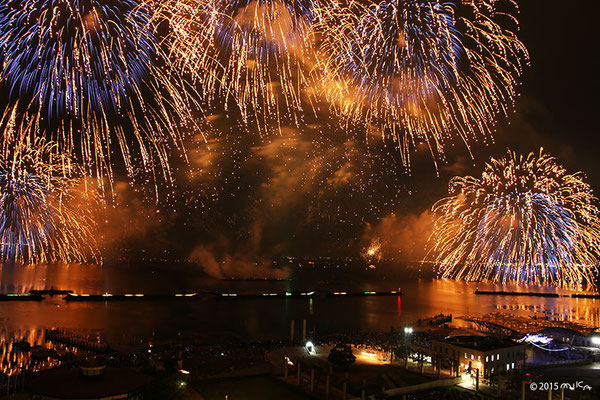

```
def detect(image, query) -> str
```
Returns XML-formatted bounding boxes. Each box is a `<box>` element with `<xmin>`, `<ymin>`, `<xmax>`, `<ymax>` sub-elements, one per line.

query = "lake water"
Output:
<box><xmin>2</xmin><ymin>262</ymin><xmax>599</xmax><ymax>347</ymax></box>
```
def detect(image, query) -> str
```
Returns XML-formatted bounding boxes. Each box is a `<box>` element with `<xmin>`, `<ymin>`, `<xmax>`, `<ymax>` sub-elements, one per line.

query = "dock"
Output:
<box><xmin>460</xmin><ymin>312</ymin><xmax>597</xmax><ymax>336</ymax></box>
<box><xmin>45</xmin><ymin>329</ymin><xmax>110</xmax><ymax>352</ymax></box>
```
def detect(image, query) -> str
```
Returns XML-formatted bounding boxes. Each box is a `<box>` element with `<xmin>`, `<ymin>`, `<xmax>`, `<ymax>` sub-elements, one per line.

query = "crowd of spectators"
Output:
<box><xmin>108</xmin><ymin>339</ymin><xmax>289</xmax><ymax>377</ymax></box>
<box><xmin>318</xmin><ymin>331</ymin><xmax>395</xmax><ymax>352</ymax></box>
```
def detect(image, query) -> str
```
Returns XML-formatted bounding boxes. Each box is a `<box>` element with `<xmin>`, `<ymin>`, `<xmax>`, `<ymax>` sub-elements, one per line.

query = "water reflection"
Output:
<box><xmin>1</xmin><ymin>263</ymin><xmax>599</xmax><ymax>370</ymax></box>
<box><xmin>0</xmin><ymin>328</ymin><xmax>85</xmax><ymax>376</ymax></box>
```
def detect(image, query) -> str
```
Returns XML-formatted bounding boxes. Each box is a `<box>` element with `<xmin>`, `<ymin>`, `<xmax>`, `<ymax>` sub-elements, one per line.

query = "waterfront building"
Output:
<box><xmin>534</xmin><ymin>327</ymin><xmax>600</xmax><ymax>348</ymax></box>
<box><xmin>431</xmin><ymin>335</ymin><xmax>526</xmax><ymax>379</ymax></box>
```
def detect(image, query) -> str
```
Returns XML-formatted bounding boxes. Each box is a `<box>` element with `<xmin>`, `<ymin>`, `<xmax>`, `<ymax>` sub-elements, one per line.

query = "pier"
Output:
<box><xmin>45</xmin><ymin>329</ymin><xmax>110</xmax><ymax>353</ymax></box>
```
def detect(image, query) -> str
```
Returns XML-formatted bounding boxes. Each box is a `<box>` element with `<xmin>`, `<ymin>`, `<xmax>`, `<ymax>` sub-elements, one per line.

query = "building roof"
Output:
<box><xmin>425</xmin><ymin>326</ymin><xmax>486</xmax><ymax>339</ymax></box>
<box><xmin>31</xmin><ymin>367</ymin><xmax>149</xmax><ymax>399</ymax></box>
<box><xmin>535</xmin><ymin>326</ymin><xmax>586</xmax><ymax>337</ymax></box>
<box><xmin>435</xmin><ymin>335</ymin><xmax>523</xmax><ymax>352</ymax></box>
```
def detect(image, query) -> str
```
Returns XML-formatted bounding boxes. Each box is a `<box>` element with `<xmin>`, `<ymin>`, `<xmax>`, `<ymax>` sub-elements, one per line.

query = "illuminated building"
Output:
<box><xmin>432</xmin><ymin>336</ymin><xmax>526</xmax><ymax>379</ymax></box>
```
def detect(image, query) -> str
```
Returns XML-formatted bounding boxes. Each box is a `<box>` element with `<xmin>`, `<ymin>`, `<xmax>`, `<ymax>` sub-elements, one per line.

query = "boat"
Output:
<box><xmin>474</xmin><ymin>290</ymin><xmax>559</xmax><ymax>298</ymax></box>
<box><xmin>571</xmin><ymin>293</ymin><xmax>600</xmax><ymax>299</ymax></box>
<box><xmin>327</xmin><ymin>290</ymin><xmax>402</xmax><ymax>297</ymax></box>
<box><xmin>30</xmin><ymin>287</ymin><xmax>73</xmax><ymax>296</ymax></box>
<box><xmin>63</xmin><ymin>293</ymin><xmax>201</xmax><ymax>301</ymax></box>
<box><xmin>0</xmin><ymin>293</ymin><xmax>44</xmax><ymax>301</ymax></box>
<box><xmin>216</xmin><ymin>291</ymin><xmax>316</xmax><ymax>299</ymax></box>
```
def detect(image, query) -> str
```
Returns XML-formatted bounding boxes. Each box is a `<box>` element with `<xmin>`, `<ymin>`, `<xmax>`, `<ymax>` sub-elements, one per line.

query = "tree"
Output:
<box><xmin>328</xmin><ymin>345</ymin><xmax>356</xmax><ymax>368</ymax></box>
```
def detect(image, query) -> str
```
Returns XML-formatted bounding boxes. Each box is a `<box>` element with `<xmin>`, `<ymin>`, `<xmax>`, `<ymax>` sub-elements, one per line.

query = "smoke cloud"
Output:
<box><xmin>362</xmin><ymin>210</ymin><xmax>434</xmax><ymax>262</ymax></box>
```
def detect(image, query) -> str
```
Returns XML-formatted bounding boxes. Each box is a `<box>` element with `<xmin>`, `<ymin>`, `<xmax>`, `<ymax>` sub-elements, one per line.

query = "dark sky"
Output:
<box><xmin>97</xmin><ymin>0</ymin><xmax>600</xmax><ymax>266</ymax></box>
<box><xmin>495</xmin><ymin>0</ymin><xmax>600</xmax><ymax>180</ymax></box>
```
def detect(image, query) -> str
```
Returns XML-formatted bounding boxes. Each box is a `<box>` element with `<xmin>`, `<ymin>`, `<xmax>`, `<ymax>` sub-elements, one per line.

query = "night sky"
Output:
<box><xmin>87</xmin><ymin>0</ymin><xmax>600</xmax><ymax>270</ymax></box>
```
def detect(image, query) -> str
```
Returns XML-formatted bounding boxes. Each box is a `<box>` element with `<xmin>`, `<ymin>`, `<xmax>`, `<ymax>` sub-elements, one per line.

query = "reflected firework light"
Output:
<box><xmin>0</xmin><ymin>106</ymin><xmax>100</xmax><ymax>264</ymax></box>
<box><xmin>0</xmin><ymin>0</ymin><xmax>198</xmax><ymax>187</ymax></box>
<box><xmin>315</xmin><ymin>0</ymin><xmax>529</xmax><ymax>168</ymax></box>
<box><xmin>428</xmin><ymin>149</ymin><xmax>600</xmax><ymax>289</ymax></box>
<box><xmin>157</xmin><ymin>0</ymin><xmax>318</xmax><ymax>132</ymax></box>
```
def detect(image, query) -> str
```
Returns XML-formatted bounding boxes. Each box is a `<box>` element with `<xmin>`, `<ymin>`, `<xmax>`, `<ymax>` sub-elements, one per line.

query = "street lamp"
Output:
<box><xmin>403</xmin><ymin>327</ymin><xmax>413</xmax><ymax>368</ymax></box>
<box><xmin>305</xmin><ymin>341</ymin><xmax>315</xmax><ymax>354</ymax></box>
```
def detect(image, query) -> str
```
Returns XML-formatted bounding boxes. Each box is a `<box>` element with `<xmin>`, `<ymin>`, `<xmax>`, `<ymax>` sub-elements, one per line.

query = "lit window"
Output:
<box><xmin>464</xmin><ymin>353</ymin><xmax>467</xmax><ymax>359</ymax></box>
<box><xmin>471</xmin><ymin>354</ymin><xmax>474</xmax><ymax>360</ymax></box>
<box><xmin>512</xmin><ymin>362</ymin><xmax>515</xmax><ymax>369</ymax></box>
<box><xmin>485</xmin><ymin>356</ymin><xmax>488</xmax><ymax>362</ymax></box>
<box><xmin>497</xmin><ymin>353</ymin><xmax>500</xmax><ymax>360</ymax></box>
<box><xmin>491</xmin><ymin>355</ymin><xmax>494</xmax><ymax>361</ymax></box>
<box><xmin>506</xmin><ymin>363</ymin><xmax>510</xmax><ymax>370</ymax></box>
<box><xmin>478</xmin><ymin>355</ymin><xmax>481</xmax><ymax>361</ymax></box>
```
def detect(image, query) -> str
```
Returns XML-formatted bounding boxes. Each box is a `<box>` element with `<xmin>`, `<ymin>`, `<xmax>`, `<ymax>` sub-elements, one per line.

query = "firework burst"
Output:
<box><xmin>157</xmin><ymin>0</ymin><xmax>317</xmax><ymax>131</ymax></box>
<box><xmin>0</xmin><ymin>107</ymin><xmax>99</xmax><ymax>264</ymax></box>
<box><xmin>315</xmin><ymin>0</ymin><xmax>528</xmax><ymax>167</ymax></box>
<box><xmin>428</xmin><ymin>150</ymin><xmax>600</xmax><ymax>289</ymax></box>
<box><xmin>0</xmin><ymin>0</ymin><xmax>196</xmax><ymax>185</ymax></box>
<box><xmin>362</xmin><ymin>236</ymin><xmax>383</xmax><ymax>262</ymax></box>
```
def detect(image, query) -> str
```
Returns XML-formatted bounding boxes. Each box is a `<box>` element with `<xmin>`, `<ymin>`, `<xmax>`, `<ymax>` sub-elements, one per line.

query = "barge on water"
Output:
<box><xmin>63</xmin><ymin>293</ymin><xmax>201</xmax><ymax>301</ymax></box>
<box><xmin>327</xmin><ymin>290</ymin><xmax>402</xmax><ymax>297</ymax></box>
<box><xmin>474</xmin><ymin>290</ymin><xmax>559</xmax><ymax>298</ymax></box>
<box><xmin>217</xmin><ymin>291</ymin><xmax>315</xmax><ymax>299</ymax></box>
<box><xmin>571</xmin><ymin>293</ymin><xmax>600</xmax><ymax>299</ymax></box>
<box><xmin>0</xmin><ymin>293</ymin><xmax>44</xmax><ymax>301</ymax></box>
<box><xmin>30</xmin><ymin>287</ymin><xmax>73</xmax><ymax>296</ymax></box>
<box><xmin>220</xmin><ymin>278</ymin><xmax>290</xmax><ymax>282</ymax></box>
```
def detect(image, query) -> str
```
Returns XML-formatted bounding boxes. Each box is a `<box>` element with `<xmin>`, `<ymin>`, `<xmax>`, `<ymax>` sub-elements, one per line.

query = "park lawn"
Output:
<box><xmin>193</xmin><ymin>375</ymin><xmax>311</xmax><ymax>400</ymax></box>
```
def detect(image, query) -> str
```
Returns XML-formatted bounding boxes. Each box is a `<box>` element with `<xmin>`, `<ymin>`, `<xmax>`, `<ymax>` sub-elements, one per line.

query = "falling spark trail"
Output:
<box><xmin>428</xmin><ymin>150</ymin><xmax>600</xmax><ymax>289</ymax></box>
